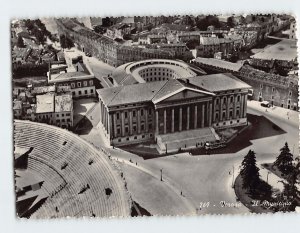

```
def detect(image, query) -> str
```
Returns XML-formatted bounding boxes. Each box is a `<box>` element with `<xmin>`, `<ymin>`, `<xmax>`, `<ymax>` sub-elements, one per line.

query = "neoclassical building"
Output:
<box><xmin>97</xmin><ymin>66</ymin><xmax>251</xmax><ymax>152</ymax></box>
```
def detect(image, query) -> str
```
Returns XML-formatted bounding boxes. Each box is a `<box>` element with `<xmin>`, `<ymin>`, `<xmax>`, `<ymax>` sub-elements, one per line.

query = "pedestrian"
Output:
<box><xmin>180</xmin><ymin>191</ymin><xmax>182</xmax><ymax>196</ymax></box>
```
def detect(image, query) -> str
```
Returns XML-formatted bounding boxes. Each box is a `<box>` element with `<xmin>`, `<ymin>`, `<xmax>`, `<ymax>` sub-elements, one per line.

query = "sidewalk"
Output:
<box><xmin>247</xmin><ymin>100</ymin><xmax>299</xmax><ymax>126</ymax></box>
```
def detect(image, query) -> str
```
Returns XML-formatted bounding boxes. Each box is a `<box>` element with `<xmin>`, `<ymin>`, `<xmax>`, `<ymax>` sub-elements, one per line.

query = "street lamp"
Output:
<box><xmin>160</xmin><ymin>168</ymin><xmax>163</xmax><ymax>181</ymax></box>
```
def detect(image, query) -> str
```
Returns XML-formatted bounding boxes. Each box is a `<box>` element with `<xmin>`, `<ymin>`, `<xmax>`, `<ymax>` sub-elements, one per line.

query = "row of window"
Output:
<box><xmin>72</xmin><ymin>88</ymin><xmax>94</xmax><ymax>96</ymax></box>
<box><xmin>215</xmin><ymin>95</ymin><xmax>241</xmax><ymax>105</ymax></box>
<box><xmin>116</xmin><ymin>108</ymin><xmax>152</xmax><ymax>120</ymax></box>
<box><xmin>117</xmin><ymin>133</ymin><xmax>154</xmax><ymax>143</ymax></box>
<box><xmin>116</xmin><ymin>123</ymin><xmax>153</xmax><ymax>136</ymax></box>
<box><xmin>215</xmin><ymin>109</ymin><xmax>241</xmax><ymax>121</ymax></box>
<box><xmin>70</xmin><ymin>80</ymin><xmax>93</xmax><ymax>89</ymax></box>
<box><xmin>215</xmin><ymin>119</ymin><xmax>240</xmax><ymax>127</ymax></box>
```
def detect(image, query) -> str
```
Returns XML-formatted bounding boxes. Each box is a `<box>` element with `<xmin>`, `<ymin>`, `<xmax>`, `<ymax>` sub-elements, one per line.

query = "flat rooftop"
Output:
<box><xmin>55</xmin><ymin>94</ymin><xmax>73</xmax><ymax>112</ymax></box>
<box><xmin>251</xmin><ymin>39</ymin><xmax>297</xmax><ymax>61</ymax></box>
<box><xmin>36</xmin><ymin>93</ymin><xmax>55</xmax><ymax>114</ymax></box>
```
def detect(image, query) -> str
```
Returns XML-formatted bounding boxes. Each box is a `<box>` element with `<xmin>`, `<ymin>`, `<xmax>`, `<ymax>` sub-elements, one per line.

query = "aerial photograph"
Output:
<box><xmin>11</xmin><ymin>14</ymin><xmax>299</xmax><ymax>218</ymax></box>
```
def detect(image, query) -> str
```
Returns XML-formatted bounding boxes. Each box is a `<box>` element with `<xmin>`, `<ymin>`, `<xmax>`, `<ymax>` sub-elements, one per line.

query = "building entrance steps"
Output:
<box><xmin>156</xmin><ymin>127</ymin><xmax>220</xmax><ymax>154</ymax></box>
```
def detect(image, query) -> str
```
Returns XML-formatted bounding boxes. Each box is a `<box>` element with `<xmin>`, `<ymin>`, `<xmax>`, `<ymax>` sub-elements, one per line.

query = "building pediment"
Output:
<box><xmin>153</xmin><ymin>87</ymin><xmax>214</xmax><ymax>105</ymax></box>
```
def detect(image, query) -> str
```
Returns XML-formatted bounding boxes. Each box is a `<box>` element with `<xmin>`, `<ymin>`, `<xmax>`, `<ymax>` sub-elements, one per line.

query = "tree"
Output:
<box><xmin>274</xmin><ymin>142</ymin><xmax>294</xmax><ymax>175</ymax></box>
<box><xmin>240</xmin><ymin>150</ymin><xmax>260</xmax><ymax>194</ymax></box>
<box><xmin>227</xmin><ymin>17</ymin><xmax>235</xmax><ymax>28</ymax></box>
<box><xmin>196</xmin><ymin>15</ymin><xmax>221</xmax><ymax>31</ymax></box>
<box><xmin>17</xmin><ymin>35</ymin><xmax>25</xmax><ymax>48</ymax></box>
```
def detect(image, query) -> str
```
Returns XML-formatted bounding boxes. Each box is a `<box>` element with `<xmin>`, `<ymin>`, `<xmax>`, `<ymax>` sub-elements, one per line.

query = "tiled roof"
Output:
<box><xmin>194</xmin><ymin>57</ymin><xmax>243</xmax><ymax>72</ymax></box>
<box><xmin>188</xmin><ymin>73</ymin><xmax>251</xmax><ymax>92</ymax></box>
<box><xmin>99</xmin><ymin>73</ymin><xmax>251</xmax><ymax>106</ymax></box>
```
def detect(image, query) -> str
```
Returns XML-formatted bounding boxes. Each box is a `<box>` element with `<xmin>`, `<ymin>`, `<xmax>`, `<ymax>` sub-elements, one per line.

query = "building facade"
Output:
<box><xmin>47</xmin><ymin>58</ymin><xmax>96</xmax><ymax>98</ymax></box>
<box><xmin>192</xmin><ymin>58</ymin><xmax>299</xmax><ymax>111</ymax></box>
<box><xmin>97</xmin><ymin>73</ymin><xmax>250</xmax><ymax>151</ymax></box>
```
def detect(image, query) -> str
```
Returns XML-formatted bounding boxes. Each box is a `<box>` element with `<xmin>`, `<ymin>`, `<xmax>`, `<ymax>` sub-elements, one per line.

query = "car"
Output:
<box><xmin>261</xmin><ymin>101</ymin><xmax>271</xmax><ymax>108</ymax></box>
<box><xmin>85</xmin><ymin>52</ymin><xmax>92</xmax><ymax>57</ymax></box>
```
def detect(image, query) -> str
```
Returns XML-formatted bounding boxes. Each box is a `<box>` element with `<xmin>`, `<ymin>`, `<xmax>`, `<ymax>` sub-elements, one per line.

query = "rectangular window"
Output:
<box><xmin>79</xmin><ymin>91</ymin><xmax>82</xmax><ymax>95</ymax></box>
<box><xmin>89</xmin><ymin>80</ymin><xmax>93</xmax><ymax>86</ymax></box>
<box><xmin>57</xmin><ymin>114</ymin><xmax>59</xmax><ymax>117</ymax></box>
<box><xmin>72</xmin><ymin>91</ymin><xmax>75</xmax><ymax>95</ymax></box>
<box><xmin>141</xmin><ymin>124</ymin><xmax>145</xmax><ymax>131</ymax></box>
<box><xmin>133</xmin><ymin>125</ymin><xmax>137</xmax><ymax>132</ymax></box>
<box><xmin>85</xmin><ymin>90</ymin><xmax>88</xmax><ymax>94</ymax></box>
<box><xmin>71</xmin><ymin>83</ymin><xmax>75</xmax><ymax>88</ymax></box>
<box><xmin>141</xmin><ymin>109</ymin><xmax>144</xmax><ymax>116</ymax></box>
<box><xmin>66</xmin><ymin>113</ymin><xmax>70</xmax><ymax>116</ymax></box>
<box><xmin>125</xmin><ymin>127</ymin><xmax>129</xmax><ymax>133</ymax></box>
<box><xmin>272</xmin><ymin>87</ymin><xmax>275</xmax><ymax>92</ymax></box>
<box><xmin>116</xmin><ymin>113</ymin><xmax>120</xmax><ymax>120</ymax></box>
<box><xmin>77</xmin><ymin>82</ymin><xmax>81</xmax><ymax>87</ymax></box>
<box><xmin>148</xmin><ymin>124</ymin><xmax>152</xmax><ymax>130</ymax></box>
<box><xmin>83</xmin><ymin>81</ymin><xmax>88</xmax><ymax>87</ymax></box>
<box><xmin>117</xmin><ymin>128</ymin><xmax>121</xmax><ymax>134</ymax></box>
<box><xmin>90</xmin><ymin>89</ymin><xmax>94</xmax><ymax>93</ymax></box>
<box><xmin>133</xmin><ymin>111</ymin><xmax>136</xmax><ymax>117</ymax></box>
<box><xmin>125</xmin><ymin>112</ymin><xmax>128</xmax><ymax>118</ymax></box>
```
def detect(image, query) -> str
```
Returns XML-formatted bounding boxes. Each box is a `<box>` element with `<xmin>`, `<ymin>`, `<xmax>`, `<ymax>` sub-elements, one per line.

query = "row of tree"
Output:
<box><xmin>240</xmin><ymin>143</ymin><xmax>299</xmax><ymax>212</ymax></box>
<box><xmin>59</xmin><ymin>34</ymin><xmax>74</xmax><ymax>49</ymax></box>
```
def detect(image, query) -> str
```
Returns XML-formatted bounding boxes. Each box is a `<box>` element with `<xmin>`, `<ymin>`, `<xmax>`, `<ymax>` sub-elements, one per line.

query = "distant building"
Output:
<box><xmin>47</xmin><ymin>57</ymin><xmax>96</xmax><ymax>98</ymax></box>
<box><xmin>196</xmin><ymin>36</ymin><xmax>242</xmax><ymax>58</ymax></box>
<box><xmin>35</xmin><ymin>93</ymin><xmax>73</xmax><ymax>128</ymax></box>
<box><xmin>289</xmin><ymin>20</ymin><xmax>296</xmax><ymax>40</ymax></box>
<box><xmin>106</xmin><ymin>23</ymin><xmax>133</xmax><ymax>39</ymax></box>
<box><xmin>192</xmin><ymin>57</ymin><xmax>299</xmax><ymax>111</ymax></box>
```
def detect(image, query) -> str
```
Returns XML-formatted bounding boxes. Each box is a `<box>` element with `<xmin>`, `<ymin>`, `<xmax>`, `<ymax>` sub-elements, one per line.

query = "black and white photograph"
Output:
<box><xmin>10</xmin><ymin>13</ymin><xmax>299</xmax><ymax>219</ymax></box>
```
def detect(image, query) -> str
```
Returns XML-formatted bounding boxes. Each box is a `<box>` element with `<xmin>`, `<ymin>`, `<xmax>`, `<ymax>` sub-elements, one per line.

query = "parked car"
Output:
<box><xmin>261</xmin><ymin>101</ymin><xmax>271</xmax><ymax>108</ymax></box>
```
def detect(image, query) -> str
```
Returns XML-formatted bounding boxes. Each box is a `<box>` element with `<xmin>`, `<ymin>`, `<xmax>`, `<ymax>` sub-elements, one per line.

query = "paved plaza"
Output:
<box><xmin>77</xmin><ymin>100</ymin><xmax>299</xmax><ymax>215</ymax></box>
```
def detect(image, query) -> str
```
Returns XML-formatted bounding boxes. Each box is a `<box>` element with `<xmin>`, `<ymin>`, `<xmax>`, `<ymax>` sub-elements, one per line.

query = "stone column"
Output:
<box><xmin>121</xmin><ymin>111</ymin><xmax>125</xmax><ymax>136</ymax></box>
<box><xmin>137</xmin><ymin>109</ymin><xmax>141</xmax><ymax>134</ymax></box>
<box><xmin>227</xmin><ymin>96</ymin><xmax>231</xmax><ymax>120</ymax></box>
<box><xmin>240</xmin><ymin>94</ymin><xmax>244</xmax><ymax>118</ymax></box>
<box><xmin>219</xmin><ymin>98</ymin><xmax>223</xmax><ymax>121</ymax></box>
<box><xmin>109</xmin><ymin>113</ymin><xmax>113</xmax><ymax>137</ymax></box>
<box><xmin>233</xmin><ymin>94</ymin><xmax>237</xmax><ymax>118</ymax></box>
<box><xmin>194</xmin><ymin>105</ymin><xmax>198</xmax><ymax>129</ymax></box>
<box><xmin>163</xmin><ymin>109</ymin><xmax>167</xmax><ymax>134</ymax></box>
<box><xmin>145</xmin><ymin>108</ymin><xmax>148</xmax><ymax>132</ymax></box>
<box><xmin>186</xmin><ymin>106</ymin><xmax>190</xmax><ymax>130</ymax></box>
<box><xmin>179</xmin><ymin>107</ymin><xmax>182</xmax><ymax>131</ymax></box>
<box><xmin>113</xmin><ymin>113</ymin><xmax>117</xmax><ymax>137</ymax></box>
<box><xmin>171</xmin><ymin>108</ymin><xmax>174</xmax><ymax>133</ymax></box>
<box><xmin>129</xmin><ymin>110</ymin><xmax>133</xmax><ymax>135</ymax></box>
<box><xmin>155</xmin><ymin>109</ymin><xmax>159</xmax><ymax>135</ymax></box>
<box><xmin>201</xmin><ymin>104</ymin><xmax>205</xmax><ymax>128</ymax></box>
<box><xmin>243</xmin><ymin>94</ymin><xmax>247</xmax><ymax>118</ymax></box>
<box><xmin>209</xmin><ymin>101</ymin><xmax>212</xmax><ymax>126</ymax></box>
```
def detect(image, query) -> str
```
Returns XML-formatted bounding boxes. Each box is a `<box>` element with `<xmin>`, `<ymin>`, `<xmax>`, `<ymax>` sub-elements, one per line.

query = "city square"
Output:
<box><xmin>11</xmin><ymin>14</ymin><xmax>299</xmax><ymax>218</ymax></box>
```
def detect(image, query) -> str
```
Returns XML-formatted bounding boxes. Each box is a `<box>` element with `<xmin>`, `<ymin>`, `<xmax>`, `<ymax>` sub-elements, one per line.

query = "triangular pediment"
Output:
<box><xmin>153</xmin><ymin>87</ymin><xmax>214</xmax><ymax>104</ymax></box>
